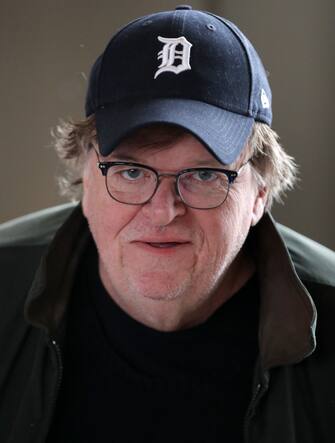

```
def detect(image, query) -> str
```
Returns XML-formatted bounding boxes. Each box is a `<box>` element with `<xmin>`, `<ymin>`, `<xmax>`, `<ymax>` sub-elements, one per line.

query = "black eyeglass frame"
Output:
<box><xmin>97</xmin><ymin>161</ymin><xmax>244</xmax><ymax>210</ymax></box>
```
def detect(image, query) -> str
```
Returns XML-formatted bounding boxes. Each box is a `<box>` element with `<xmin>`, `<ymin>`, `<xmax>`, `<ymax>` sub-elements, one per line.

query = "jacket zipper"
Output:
<box><xmin>29</xmin><ymin>338</ymin><xmax>63</xmax><ymax>443</ymax></box>
<box><xmin>244</xmin><ymin>382</ymin><xmax>261</xmax><ymax>443</ymax></box>
<box><xmin>49</xmin><ymin>339</ymin><xmax>63</xmax><ymax>425</ymax></box>
<box><xmin>243</xmin><ymin>369</ymin><xmax>269</xmax><ymax>443</ymax></box>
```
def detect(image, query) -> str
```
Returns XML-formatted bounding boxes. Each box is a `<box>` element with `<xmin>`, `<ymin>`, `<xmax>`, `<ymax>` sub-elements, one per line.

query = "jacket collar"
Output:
<box><xmin>25</xmin><ymin>205</ymin><xmax>89</xmax><ymax>341</ymax></box>
<box><xmin>252</xmin><ymin>212</ymin><xmax>316</xmax><ymax>369</ymax></box>
<box><xmin>25</xmin><ymin>205</ymin><xmax>316</xmax><ymax>369</ymax></box>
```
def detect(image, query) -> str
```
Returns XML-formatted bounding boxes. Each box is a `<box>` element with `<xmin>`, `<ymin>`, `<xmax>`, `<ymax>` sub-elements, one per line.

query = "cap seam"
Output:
<box><xmin>97</xmin><ymin>13</ymin><xmax>158</xmax><ymax>106</ymax></box>
<box><xmin>205</xmin><ymin>12</ymin><xmax>254</xmax><ymax>118</ymax></box>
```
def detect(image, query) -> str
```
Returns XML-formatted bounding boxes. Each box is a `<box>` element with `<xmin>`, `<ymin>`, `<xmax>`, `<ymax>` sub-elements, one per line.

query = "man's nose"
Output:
<box><xmin>140</xmin><ymin>177</ymin><xmax>186</xmax><ymax>226</ymax></box>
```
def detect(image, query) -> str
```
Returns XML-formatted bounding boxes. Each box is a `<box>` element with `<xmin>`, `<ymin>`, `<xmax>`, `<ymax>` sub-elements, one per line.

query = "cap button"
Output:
<box><xmin>175</xmin><ymin>5</ymin><xmax>192</xmax><ymax>10</ymax></box>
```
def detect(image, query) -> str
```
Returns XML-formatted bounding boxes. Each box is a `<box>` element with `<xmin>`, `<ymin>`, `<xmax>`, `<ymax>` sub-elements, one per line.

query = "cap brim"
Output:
<box><xmin>95</xmin><ymin>98</ymin><xmax>254</xmax><ymax>165</ymax></box>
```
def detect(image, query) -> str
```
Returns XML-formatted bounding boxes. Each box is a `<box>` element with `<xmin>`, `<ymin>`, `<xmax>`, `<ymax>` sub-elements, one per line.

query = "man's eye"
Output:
<box><xmin>120</xmin><ymin>168</ymin><xmax>143</xmax><ymax>180</ymax></box>
<box><xmin>192</xmin><ymin>170</ymin><xmax>217</xmax><ymax>182</ymax></box>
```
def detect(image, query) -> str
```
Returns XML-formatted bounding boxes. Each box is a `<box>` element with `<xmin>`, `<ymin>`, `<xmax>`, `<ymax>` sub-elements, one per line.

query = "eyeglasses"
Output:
<box><xmin>97</xmin><ymin>160</ymin><xmax>249</xmax><ymax>210</ymax></box>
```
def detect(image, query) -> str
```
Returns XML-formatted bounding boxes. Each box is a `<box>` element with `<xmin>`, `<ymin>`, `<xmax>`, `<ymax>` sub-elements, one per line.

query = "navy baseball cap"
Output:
<box><xmin>85</xmin><ymin>5</ymin><xmax>272</xmax><ymax>164</ymax></box>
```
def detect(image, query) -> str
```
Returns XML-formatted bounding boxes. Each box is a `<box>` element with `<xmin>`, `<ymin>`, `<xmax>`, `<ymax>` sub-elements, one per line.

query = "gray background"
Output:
<box><xmin>1</xmin><ymin>0</ymin><xmax>334</xmax><ymax>249</ymax></box>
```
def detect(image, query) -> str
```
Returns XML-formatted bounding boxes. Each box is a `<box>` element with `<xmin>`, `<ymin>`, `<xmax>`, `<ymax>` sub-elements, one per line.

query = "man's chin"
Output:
<box><xmin>128</xmin><ymin>272</ymin><xmax>190</xmax><ymax>302</ymax></box>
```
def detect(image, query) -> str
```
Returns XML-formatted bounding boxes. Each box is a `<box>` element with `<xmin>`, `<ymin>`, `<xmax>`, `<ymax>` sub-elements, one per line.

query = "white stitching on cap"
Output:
<box><xmin>154</xmin><ymin>36</ymin><xmax>192</xmax><ymax>79</ymax></box>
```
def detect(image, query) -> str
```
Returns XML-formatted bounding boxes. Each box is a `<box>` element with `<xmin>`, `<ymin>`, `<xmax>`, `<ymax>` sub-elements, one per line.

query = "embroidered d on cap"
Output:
<box><xmin>154</xmin><ymin>36</ymin><xmax>192</xmax><ymax>79</ymax></box>
<box><xmin>85</xmin><ymin>5</ymin><xmax>272</xmax><ymax>165</ymax></box>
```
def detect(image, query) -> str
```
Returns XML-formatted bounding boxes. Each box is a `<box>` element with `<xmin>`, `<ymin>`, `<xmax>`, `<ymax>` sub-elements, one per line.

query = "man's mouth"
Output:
<box><xmin>132</xmin><ymin>240</ymin><xmax>190</xmax><ymax>252</ymax></box>
<box><xmin>147</xmin><ymin>242</ymin><xmax>181</xmax><ymax>248</ymax></box>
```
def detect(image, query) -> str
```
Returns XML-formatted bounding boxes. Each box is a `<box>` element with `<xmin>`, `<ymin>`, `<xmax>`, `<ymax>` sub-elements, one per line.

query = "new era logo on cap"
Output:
<box><xmin>261</xmin><ymin>88</ymin><xmax>270</xmax><ymax>109</ymax></box>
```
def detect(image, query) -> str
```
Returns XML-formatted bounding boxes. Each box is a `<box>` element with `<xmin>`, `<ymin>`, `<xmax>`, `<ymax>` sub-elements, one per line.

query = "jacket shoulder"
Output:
<box><xmin>0</xmin><ymin>203</ymin><xmax>80</xmax><ymax>371</ymax></box>
<box><xmin>0</xmin><ymin>202</ymin><xmax>78</xmax><ymax>247</ymax></box>
<box><xmin>278</xmin><ymin>224</ymin><xmax>335</xmax><ymax>287</ymax></box>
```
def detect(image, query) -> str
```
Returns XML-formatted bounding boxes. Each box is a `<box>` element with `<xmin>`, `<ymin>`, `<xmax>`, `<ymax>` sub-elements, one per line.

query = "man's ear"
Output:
<box><xmin>251</xmin><ymin>186</ymin><xmax>268</xmax><ymax>226</ymax></box>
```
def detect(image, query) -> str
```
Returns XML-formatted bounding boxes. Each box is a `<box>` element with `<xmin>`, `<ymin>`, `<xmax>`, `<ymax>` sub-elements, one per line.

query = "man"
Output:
<box><xmin>1</xmin><ymin>5</ymin><xmax>334</xmax><ymax>443</ymax></box>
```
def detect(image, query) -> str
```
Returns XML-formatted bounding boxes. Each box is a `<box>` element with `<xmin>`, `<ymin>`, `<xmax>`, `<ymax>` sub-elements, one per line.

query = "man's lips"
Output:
<box><xmin>144</xmin><ymin>242</ymin><xmax>186</xmax><ymax>249</ymax></box>
<box><xmin>131</xmin><ymin>239</ymin><xmax>191</xmax><ymax>250</ymax></box>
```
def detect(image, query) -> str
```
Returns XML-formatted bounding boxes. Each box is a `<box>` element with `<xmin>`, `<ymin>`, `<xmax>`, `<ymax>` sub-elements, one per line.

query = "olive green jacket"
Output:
<box><xmin>0</xmin><ymin>203</ymin><xmax>335</xmax><ymax>442</ymax></box>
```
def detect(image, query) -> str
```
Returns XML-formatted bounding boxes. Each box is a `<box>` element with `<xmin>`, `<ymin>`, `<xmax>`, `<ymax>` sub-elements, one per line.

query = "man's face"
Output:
<box><xmin>82</xmin><ymin>127</ymin><xmax>266</xmax><ymax>330</ymax></box>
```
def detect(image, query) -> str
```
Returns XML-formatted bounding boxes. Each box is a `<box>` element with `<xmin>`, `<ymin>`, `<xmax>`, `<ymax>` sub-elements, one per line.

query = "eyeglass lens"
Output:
<box><xmin>105</xmin><ymin>164</ymin><xmax>230</xmax><ymax>209</ymax></box>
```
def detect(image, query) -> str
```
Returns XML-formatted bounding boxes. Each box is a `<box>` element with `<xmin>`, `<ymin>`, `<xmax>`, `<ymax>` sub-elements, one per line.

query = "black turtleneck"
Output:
<box><xmin>47</xmin><ymin>243</ymin><xmax>259</xmax><ymax>443</ymax></box>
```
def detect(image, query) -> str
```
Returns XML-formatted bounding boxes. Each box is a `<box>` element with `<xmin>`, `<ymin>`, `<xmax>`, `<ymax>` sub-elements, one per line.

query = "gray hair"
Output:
<box><xmin>52</xmin><ymin>115</ymin><xmax>298</xmax><ymax>209</ymax></box>
<box><xmin>246</xmin><ymin>122</ymin><xmax>298</xmax><ymax>209</ymax></box>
